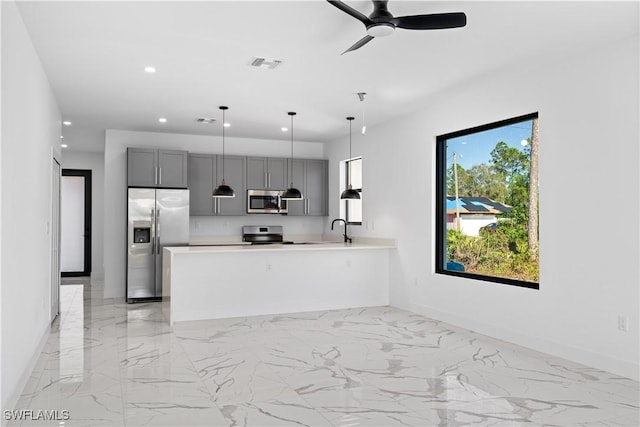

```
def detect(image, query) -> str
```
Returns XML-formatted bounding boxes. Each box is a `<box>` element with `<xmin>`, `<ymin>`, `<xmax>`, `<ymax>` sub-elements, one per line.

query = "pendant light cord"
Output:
<box><xmin>287</xmin><ymin>112</ymin><xmax>296</xmax><ymax>188</ymax></box>
<box><xmin>348</xmin><ymin>116</ymin><xmax>354</xmax><ymax>189</ymax></box>
<box><xmin>222</xmin><ymin>108</ymin><xmax>225</xmax><ymax>181</ymax></box>
<box><xmin>290</xmin><ymin>114</ymin><xmax>293</xmax><ymax>183</ymax></box>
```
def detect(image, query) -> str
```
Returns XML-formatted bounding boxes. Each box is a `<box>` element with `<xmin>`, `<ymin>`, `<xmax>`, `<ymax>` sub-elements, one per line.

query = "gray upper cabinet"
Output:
<box><xmin>188</xmin><ymin>154</ymin><xmax>246</xmax><ymax>216</ymax></box>
<box><xmin>158</xmin><ymin>150</ymin><xmax>188</xmax><ymax>188</ymax></box>
<box><xmin>187</xmin><ymin>154</ymin><xmax>216</xmax><ymax>216</ymax></box>
<box><xmin>127</xmin><ymin>148</ymin><xmax>157</xmax><ymax>187</ymax></box>
<box><xmin>246</xmin><ymin>157</ymin><xmax>287</xmax><ymax>190</ymax></box>
<box><xmin>286</xmin><ymin>159</ymin><xmax>328</xmax><ymax>216</ymax></box>
<box><xmin>127</xmin><ymin>148</ymin><xmax>187</xmax><ymax>188</ymax></box>
<box><xmin>305</xmin><ymin>159</ymin><xmax>328</xmax><ymax>216</ymax></box>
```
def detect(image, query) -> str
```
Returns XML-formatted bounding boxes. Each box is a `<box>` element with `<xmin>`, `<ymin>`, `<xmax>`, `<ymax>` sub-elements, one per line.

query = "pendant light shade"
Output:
<box><xmin>213</xmin><ymin>106</ymin><xmax>235</xmax><ymax>198</ymax></box>
<box><xmin>212</xmin><ymin>182</ymin><xmax>235</xmax><ymax>198</ymax></box>
<box><xmin>341</xmin><ymin>187</ymin><xmax>361</xmax><ymax>199</ymax></box>
<box><xmin>281</xmin><ymin>186</ymin><xmax>303</xmax><ymax>199</ymax></box>
<box><xmin>341</xmin><ymin>116</ymin><xmax>361</xmax><ymax>200</ymax></box>
<box><xmin>281</xmin><ymin>111</ymin><xmax>304</xmax><ymax>200</ymax></box>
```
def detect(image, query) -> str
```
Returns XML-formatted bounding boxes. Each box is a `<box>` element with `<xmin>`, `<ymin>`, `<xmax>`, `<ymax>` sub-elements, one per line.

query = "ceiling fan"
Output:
<box><xmin>327</xmin><ymin>0</ymin><xmax>467</xmax><ymax>54</ymax></box>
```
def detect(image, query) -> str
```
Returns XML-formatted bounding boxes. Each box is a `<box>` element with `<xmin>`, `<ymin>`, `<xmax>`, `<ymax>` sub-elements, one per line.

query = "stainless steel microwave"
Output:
<box><xmin>247</xmin><ymin>190</ymin><xmax>287</xmax><ymax>214</ymax></box>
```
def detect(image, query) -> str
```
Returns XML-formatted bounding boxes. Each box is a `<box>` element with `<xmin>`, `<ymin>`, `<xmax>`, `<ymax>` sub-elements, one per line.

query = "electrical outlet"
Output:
<box><xmin>266</xmin><ymin>263</ymin><xmax>271</xmax><ymax>272</ymax></box>
<box><xmin>346</xmin><ymin>259</ymin><xmax>351</xmax><ymax>268</ymax></box>
<box><xmin>194</xmin><ymin>221</ymin><xmax>200</xmax><ymax>230</ymax></box>
<box><xmin>618</xmin><ymin>315</ymin><xmax>629</xmax><ymax>332</ymax></box>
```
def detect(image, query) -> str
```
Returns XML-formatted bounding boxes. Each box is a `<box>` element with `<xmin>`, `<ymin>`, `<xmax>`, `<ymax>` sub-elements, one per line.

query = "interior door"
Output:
<box><xmin>60</xmin><ymin>169</ymin><xmax>91</xmax><ymax>276</ymax></box>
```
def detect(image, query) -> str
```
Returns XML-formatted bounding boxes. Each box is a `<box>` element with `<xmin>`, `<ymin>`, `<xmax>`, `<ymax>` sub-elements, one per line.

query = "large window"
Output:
<box><xmin>344</xmin><ymin>157</ymin><xmax>362</xmax><ymax>225</ymax></box>
<box><xmin>436</xmin><ymin>113</ymin><xmax>539</xmax><ymax>289</ymax></box>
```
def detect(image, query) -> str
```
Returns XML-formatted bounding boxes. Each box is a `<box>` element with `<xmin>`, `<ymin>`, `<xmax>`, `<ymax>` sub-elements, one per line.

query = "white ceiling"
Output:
<box><xmin>15</xmin><ymin>1</ymin><xmax>639</xmax><ymax>152</ymax></box>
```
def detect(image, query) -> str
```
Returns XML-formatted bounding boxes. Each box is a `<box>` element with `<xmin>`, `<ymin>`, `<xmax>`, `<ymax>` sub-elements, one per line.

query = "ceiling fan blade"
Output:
<box><xmin>327</xmin><ymin>0</ymin><xmax>373</xmax><ymax>26</ymax></box>
<box><xmin>392</xmin><ymin>12</ymin><xmax>467</xmax><ymax>30</ymax></box>
<box><xmin>341</xmin><ymin>35</ymin><xmax>375</xmax><ymax>55</ymax></box>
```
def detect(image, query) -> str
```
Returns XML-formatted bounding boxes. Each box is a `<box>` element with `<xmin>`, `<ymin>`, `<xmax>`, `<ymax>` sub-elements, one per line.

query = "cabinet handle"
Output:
<box><xmin>268</xmin><ymin>173</ymin><xmax>271</xmax><ymax>188</ymax></box>
<box><xmin>159</xmin><ymin>168</ymin><xmax>162</xmax><ymax>185</ymax></box>
<box><xmin>154</xmin><ymin>167</ymin><xmax>158</xmax><ymax>185</ymax></box>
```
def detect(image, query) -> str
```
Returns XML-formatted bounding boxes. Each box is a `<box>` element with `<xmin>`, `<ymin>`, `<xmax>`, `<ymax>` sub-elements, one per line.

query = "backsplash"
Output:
<box><xmin>189</xmin><ymin>215</ymin><xmax>327</xmax><ymax>240</ymax></box>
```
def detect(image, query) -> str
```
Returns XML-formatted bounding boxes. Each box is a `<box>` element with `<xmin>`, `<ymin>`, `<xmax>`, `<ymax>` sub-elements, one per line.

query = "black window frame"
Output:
<box><xmin>345</xmin><ymin>157</ymin><xmax>362</xmax><ymax>226</ymax></box>
<box><xmin>435</xmin><ymin>112</ymin><xmax>539</xmax><ymax>290</ymax></box>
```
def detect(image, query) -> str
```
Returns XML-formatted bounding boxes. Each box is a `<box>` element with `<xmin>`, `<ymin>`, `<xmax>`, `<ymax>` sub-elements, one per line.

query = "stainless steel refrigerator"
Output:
<box><xmin>127</xmin><ymin>188</ymin><xmax>189</xmax><ymax>303</ymax></box>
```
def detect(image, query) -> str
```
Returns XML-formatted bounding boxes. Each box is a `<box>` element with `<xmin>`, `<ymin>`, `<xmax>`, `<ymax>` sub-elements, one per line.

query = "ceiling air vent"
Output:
<box><xmin>250</xmin><ymin>57</ymin><xmax>283</xmax><ymax>70</ymax></box>
<box><xmin>196</xmin><ymin>118</ymin><xmax>216</xmax><ymax>124</ymax></box>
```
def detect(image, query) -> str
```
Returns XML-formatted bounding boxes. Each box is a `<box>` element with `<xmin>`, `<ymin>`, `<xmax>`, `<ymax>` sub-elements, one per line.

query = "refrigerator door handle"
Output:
<box><xmin>150</xmin><ymin>208</ymin><xmax>155</xmax><ymax>253</ymax></box>
<box><xmin>156</xmin><ymin>208</ymin><xmax>161</xmax><ymax>255</ymax></box>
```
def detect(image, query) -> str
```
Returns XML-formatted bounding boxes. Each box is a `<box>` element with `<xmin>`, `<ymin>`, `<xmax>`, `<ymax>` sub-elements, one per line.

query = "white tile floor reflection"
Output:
<box><xmin>9</xmin><ymin>277</ymin><xmax>639</xmax><ymax>426</ymax></box>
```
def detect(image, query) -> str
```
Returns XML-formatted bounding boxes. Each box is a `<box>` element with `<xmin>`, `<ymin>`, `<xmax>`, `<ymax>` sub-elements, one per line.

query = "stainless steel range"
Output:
<box><xmin>242</xmin><ymin>225</ymin><xmax>292</xmax><ymax>245</ymax></box>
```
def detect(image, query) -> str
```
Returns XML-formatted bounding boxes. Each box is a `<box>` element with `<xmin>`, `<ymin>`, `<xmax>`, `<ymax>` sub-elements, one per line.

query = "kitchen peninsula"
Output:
<box><xmin>162</xmin><ymin>240</ymin><xmax>395</xmax><ymax>325</ymax></box>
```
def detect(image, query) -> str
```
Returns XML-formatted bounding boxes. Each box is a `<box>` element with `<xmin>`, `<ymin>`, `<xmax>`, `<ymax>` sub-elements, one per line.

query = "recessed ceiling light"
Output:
<box><xmin>158</xmin><ymin>118</ymin><xmax>167</xmax><ymax>123</ymax></box>
<box><xmin>281</xmin><ymin>127</ymin><xmax>288</xmax><ymax>132</ymax></box>
<box><xmin>63</xmin><ymin>121</ymin><xmax>72</xmax><ymax>126</ymax></box>
<box><xmin>60</xmin><ymin>135</ymin><xmax>64</xmax><ymax>139</ymax></box>
<box><xmin>61</xmin><ymin>144</ymin><xmax>68</xmax><ymax>148</ymax></box>
<box><xmin>223</xmin><ymin>122</ymin><xmax>230</xmax><ymax>128</ymax></box>
<box><xmin>144</xmin><ymin>66</ymin><xmax>156</xmax><ymax>73</ymax></box>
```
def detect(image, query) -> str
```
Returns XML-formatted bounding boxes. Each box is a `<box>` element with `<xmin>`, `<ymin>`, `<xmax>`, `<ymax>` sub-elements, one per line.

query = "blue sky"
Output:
<box><xmin>446</xmin><ymin>119</ymin><xmax>534</xmax><ymax>170</ymax></box>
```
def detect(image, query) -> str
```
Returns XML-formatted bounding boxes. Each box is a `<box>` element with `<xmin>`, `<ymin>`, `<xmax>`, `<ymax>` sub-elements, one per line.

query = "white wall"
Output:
<box><xmin>1</xmin><ymin>1</ymin><xmax>61</xmax><ymax>412</ymax></box>
<box><xmin>62</xmin><ymin>151</ymin><xmax>105</xmax><ymax>278</ymax></box>
<box><xmin>325</xmin><ymin>35</ymin><xmax>639</xmax><ymax>380</ymax></box>
<box><xmin>103</xmin><ymin>129</ymin><xmax>326</xmax><ymax>298</ymax></box>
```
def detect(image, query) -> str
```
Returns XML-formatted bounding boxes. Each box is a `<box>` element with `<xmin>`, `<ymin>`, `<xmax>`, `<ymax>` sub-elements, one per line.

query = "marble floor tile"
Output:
<box><xmin>7</xmin><ymin>277</ymin><xmax>639</xmax><ymax>427</ymax></box>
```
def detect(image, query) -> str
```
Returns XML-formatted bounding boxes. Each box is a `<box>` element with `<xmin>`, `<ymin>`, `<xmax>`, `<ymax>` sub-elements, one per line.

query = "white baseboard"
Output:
<box><xmin>2</xmin><ymin>323</ymin><xmax>50</xmax><ymax>422</ymax></box>
<box><xmin>409</xmin><ymin>303</ymin><xmax>639</xmax><ymax>381</ymax></box>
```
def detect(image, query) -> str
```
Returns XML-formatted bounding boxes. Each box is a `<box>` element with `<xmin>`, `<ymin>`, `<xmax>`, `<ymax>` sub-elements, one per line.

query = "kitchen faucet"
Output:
<box><xmin>331</xmin><ymin>218</ymin><xmax>352</xmax><ymax>243</ymax></box>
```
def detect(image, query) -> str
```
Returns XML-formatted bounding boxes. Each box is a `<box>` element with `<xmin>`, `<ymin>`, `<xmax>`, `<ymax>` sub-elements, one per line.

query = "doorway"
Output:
<box><xmin>51</xmin><ymin>158</ymin><xmax>61</xmax><ymax>322</ymax></box>
<box><xmin>61</xmin><ymin>169</ymin><xmax>91</xmax><ymax>277</ymax></box>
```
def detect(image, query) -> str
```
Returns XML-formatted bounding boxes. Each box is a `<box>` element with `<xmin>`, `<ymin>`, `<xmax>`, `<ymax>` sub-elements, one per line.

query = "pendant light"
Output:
<box><xmin>281</xmin><ymin>112</ymin><xmax>304</xmax><ymax>200</ymax></box>
<box><xmin>212</xmin><ymin>106</ymin><xmax>235</xmax><ymax>198</ymax></box>
<box><xmin>358</xmin><ymin>92</ymin><xmax>367</xmax><ymax>135</ymax></box>
<box><xmin>341</xmin><ymin>116</ymin><xmax>361</xmax><ymax>200</ymax></box>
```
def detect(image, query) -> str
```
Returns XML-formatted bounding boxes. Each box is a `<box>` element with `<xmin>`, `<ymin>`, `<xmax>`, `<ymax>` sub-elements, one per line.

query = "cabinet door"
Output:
<box><xmin>216</xmin><ymin>155</ymin><xmax>246</xmax><ymax>215</ymax></box>
<box><xmin>305</xmin><ymin>159</ymin><xmax>328</xmax><ymax>216</ymax></box>
<box><xmin>285</xmin><ymin>159</ymin><xmax>306</xmax><ymax>216</ymax></box>
<box><xmin>246</xmin><ymin>157</ymin><xmax>267</xmax><ymax>189</ymax></box>
<box><xmin>158</xmin><ymin>150</ymin><xmax>188</xmax><ymax>188</ymax></box>
<box><xmin>187</xmin><ymin>154</ymin><xmax>215</xmax><ymax>216</ymax></box>
<box><xmin>127</xmin><ymin>148</ymin><xmax>158</xmax><ymax>187</ymax></box>
<box><xmin>267</xmin><ymin>158</ymin><xmax>287</xmax><ymax>190</ymax></box>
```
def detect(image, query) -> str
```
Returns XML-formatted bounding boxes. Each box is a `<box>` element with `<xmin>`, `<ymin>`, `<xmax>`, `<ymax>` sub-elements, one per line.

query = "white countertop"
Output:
<box><xmin>166</xmin><ymin>240</ymin><xmax>395</xmax><ymax>254</ymax></box>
